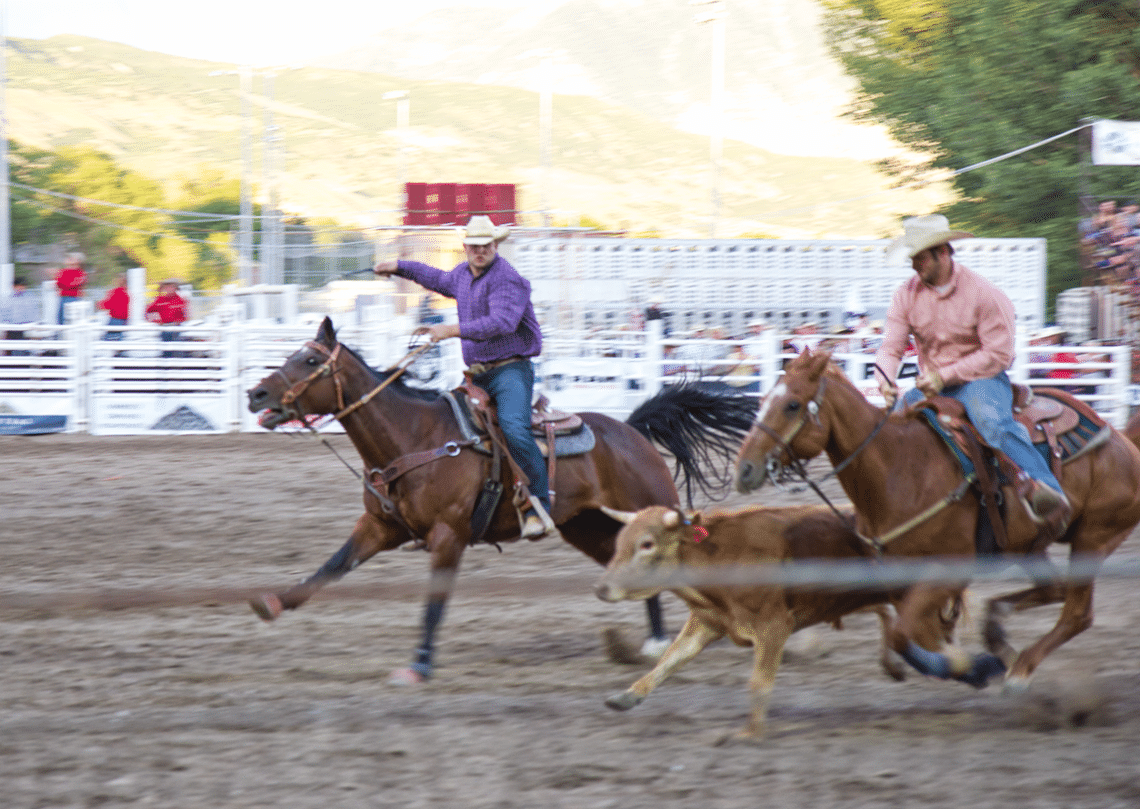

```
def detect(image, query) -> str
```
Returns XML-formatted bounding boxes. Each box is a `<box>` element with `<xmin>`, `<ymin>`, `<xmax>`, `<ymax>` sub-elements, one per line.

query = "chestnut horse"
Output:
<box><xmin>734</xmin><ymin>349</ymin><xmax>1140</xmax><ymax>691</ymax></box>
<box><xmin>247</xmin><ymin>317</ymin><xmax>755</xmax><ymax>684</ymax></box>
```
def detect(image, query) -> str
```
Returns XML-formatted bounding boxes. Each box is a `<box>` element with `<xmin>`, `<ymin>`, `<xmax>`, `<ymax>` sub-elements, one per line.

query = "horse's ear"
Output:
<box><xmin>316</xmin><ymin>316</ymin><xmax>337</xmax><ymax>347</ymax></box>
<box><xmin>806</xmin><ymin>349</ymin><xmax>832</xmax><ymax>381</ymax></box>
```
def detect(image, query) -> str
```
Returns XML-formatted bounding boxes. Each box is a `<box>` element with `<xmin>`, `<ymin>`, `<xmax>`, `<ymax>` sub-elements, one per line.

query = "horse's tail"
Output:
<box><xmin>625</xmin><ymin>381</ymin><xmax>757</xmax><ymax>508</ymax></box>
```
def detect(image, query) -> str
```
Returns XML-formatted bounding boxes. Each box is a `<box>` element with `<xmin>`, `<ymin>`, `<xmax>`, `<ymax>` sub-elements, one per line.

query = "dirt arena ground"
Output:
<box><xmin>4</xmin><ymin>432</ymin><xmax>1140</xmax><ymax>808</ymax></box>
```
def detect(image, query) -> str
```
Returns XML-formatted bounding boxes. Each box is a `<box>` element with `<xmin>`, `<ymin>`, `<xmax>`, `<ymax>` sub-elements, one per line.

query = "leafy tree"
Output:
<box><xmin>822</xmin><ymin>0</ymin><xmax>1140</xmax><ymax>310</ymax></box>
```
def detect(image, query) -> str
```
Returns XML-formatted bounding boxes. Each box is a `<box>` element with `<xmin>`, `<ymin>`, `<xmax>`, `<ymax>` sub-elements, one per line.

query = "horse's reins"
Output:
<box><xmin>277</xmin><ymin>338</ymin><xmax>467</xmax><ymax>543</ymax></box>
<box><xmin>755</xmin><ymin>364</ymin><xmax>967</xmax><ymax>556</ymax></box>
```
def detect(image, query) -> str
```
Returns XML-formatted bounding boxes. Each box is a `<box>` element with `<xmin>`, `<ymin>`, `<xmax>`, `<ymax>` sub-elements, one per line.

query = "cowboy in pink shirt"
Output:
<box><xmin>875</xmin><ymin>214</ymin><xmax>1070</xmax><ymax>530</ymax></box>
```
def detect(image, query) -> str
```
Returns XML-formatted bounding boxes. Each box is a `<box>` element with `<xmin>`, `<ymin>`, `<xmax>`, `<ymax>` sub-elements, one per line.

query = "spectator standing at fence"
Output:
<box><xmin>372</xmin><ymin>215</ymin><xmax>556</xmax><ymax>541</ymax></box>
<box><xmin>99</xmin><ymin>275</ymin><xmax>130</xmax><ymax>341</ymax></box>
<box><xmin>644</xmin><ymin>295</ymin><xmax>669</xmax><ymax>335</ymax></box>
<box><xmin>55</xmin><ymin>252</ymin><xmax>87</xmax><ymax>324</ymax></box>
<box><xmin>3</xmin><ymin>276</ymin><xmax>40</xmax><ymax>355</ymax></box>
<box><xmin>146</xmin><ymin>280</ymin><xmax>187</xmax><ymax>358</ymax></box>
<box><xmin>875</xmin><ymin>213</ymin><xmax>1070</xmax><ymax>530</ymax></box>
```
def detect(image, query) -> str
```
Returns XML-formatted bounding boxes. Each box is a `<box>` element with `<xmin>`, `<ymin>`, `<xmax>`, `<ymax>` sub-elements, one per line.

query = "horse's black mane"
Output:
<box><xmin>337</xmin><ymin>338</ymin><xmax>443</xmax><ymax>403</ymax></box>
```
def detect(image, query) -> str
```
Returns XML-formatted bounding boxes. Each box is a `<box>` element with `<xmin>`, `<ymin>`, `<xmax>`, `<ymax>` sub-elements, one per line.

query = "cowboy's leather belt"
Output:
<box><xmin>467</xmin><ymin>356</ymin><xmax>530</xmax><ymax>376</ymax></box>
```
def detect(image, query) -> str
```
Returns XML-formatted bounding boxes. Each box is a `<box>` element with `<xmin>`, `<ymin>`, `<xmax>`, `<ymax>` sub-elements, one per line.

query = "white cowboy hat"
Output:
<box><xmin>462</xmin><ymin>215</ymin><xmax>510</xmax><ymax>246</ymax></box>
<box><xmin>887</xmin><ymin>214</ymin><xmax>973</xmax><ymax>262</ymax></box>
<box><xmin>1030</xmin><ymin>325</ymin><xmax>1068</xmax><ymax>343</ymax></box>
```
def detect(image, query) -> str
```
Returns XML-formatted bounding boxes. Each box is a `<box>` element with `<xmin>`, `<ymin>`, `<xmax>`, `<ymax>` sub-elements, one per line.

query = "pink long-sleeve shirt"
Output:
<box><xmin>874</xmin><ymin>261</ymin><xmax>1016</xmax><ymax>387</ymax></box>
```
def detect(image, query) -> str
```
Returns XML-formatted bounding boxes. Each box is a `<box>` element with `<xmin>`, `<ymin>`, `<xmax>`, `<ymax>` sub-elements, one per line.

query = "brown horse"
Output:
<box><xmin>734</xmin><ymin>348</ymin><xmax>1140</xmax><ymax>691</ymax></box>
<box><xmin>247</xmin><ymin>317</ymin><xmax>755</xmax><ymax>684</ymax></box>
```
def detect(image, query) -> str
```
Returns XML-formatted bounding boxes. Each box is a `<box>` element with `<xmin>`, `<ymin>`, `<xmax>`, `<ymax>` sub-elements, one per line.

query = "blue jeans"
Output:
<box><xmin>104</xmin><ymin>317</ymin><xmax>127</xmax><ymax>340</ymax></box>
<box><xmin>903</xmin><ymin>372</ymin><xmax>1062</xmax><ymax>490</ymax></box>
<box><xmin>473</xmin><ymin>359</ymin><xmax>550</xmax><ymax>513</ymax></box>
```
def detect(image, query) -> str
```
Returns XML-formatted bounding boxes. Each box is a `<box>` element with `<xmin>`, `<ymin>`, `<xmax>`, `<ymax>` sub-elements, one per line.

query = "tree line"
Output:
<box><xmin>8</xmin><ymin>140</ymin><xmax>359</xmax><ymax>291</ymax></box>
<box><xmin>822</xmin><ymin>0</ymin><xmax>1140</xmax><ymax>307</ymax></box>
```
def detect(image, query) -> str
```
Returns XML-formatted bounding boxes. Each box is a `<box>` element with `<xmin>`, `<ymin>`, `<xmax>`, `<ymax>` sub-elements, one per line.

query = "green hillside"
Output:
<box><xmin>6</xmin><ymin>35</ymin><xmax>949</xmax><ymax>238</ymax></box>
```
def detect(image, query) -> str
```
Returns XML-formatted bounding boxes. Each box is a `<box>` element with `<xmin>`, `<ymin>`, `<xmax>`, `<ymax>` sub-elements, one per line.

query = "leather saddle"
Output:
<box><xmin>921</xmin><ymin>384</ymin><xmax>1110</xmax><ymax>475</ymax></box>
<box><xmin>443</xmin><ymin>381</ymin><xmax>596</xmax><ymax>458</ymax></box>
<box><xmin>915</xmin><ymin>385</ymin><xmax>1110</xmax><ymax>553</ymax></box>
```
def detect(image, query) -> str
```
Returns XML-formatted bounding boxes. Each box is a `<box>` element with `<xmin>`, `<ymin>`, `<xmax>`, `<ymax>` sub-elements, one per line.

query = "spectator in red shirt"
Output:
<box><xmin>55</xmin><ymin>252</ymin><xmax>87</xmax><ymax>324</ymax></box>
<box><xmin>146</xmin><ymin>280</ymin><xmax>188</xmax><ymax>357</ymax></box>
<box><xmin>99</xmin><ymin>274</ymin><xmax>130</xmax><ymax>341</ymax></box>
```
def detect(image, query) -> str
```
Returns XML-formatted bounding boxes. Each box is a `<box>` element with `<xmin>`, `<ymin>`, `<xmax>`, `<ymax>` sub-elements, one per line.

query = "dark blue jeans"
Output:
<box><xmin>473</xmin><ymin>359</ymin><xmax>550</xmax><ymax>513</ymax></box>
<box><xmin>104</xmin><ymin>317</ymin><xmax>127</xmax><ymax>340</ymax></box>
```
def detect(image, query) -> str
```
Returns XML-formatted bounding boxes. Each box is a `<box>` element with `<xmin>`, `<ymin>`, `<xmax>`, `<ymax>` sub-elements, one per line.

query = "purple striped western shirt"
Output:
<box><xmin>395</xmin><ymin>255</ymin><xmax>543</xmax><ymax>366</ymax></box>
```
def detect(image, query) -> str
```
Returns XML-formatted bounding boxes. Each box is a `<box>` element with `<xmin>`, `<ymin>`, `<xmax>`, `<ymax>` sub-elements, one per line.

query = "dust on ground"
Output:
<box><xmin>3</xmin><ymin>433</ymin><xmax>1139</xmax><ymax>808</ymax></box>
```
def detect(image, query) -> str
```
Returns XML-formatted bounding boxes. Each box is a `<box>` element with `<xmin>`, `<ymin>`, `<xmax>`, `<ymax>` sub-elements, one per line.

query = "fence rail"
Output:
<box><xmin>0</xmin><ymin>318</ymin><xmax>1132</xmax><ymax>434</ymax></box>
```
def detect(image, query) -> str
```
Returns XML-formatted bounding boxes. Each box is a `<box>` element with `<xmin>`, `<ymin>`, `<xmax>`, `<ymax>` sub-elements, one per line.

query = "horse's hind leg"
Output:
<box><xmin>640</xmin><ymin>595</ymin><xmax>670</xmax><ymax>658</ymax></box>
<box><xmin>251</xmin><ymin>511</ymin><xmax>403</xmax><ymax>621</ymax></box>
<box><xmin>983</xmin><ymin>579</ymin><xmax>1065</xmax><ymax>669</ymax></box>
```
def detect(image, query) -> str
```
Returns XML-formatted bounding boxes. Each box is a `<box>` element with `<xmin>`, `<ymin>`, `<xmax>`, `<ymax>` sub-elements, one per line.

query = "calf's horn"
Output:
<box><xmin>600</xmin><ymin>506</ymin><xmax>637</xmax><ymax>524</ymax></box>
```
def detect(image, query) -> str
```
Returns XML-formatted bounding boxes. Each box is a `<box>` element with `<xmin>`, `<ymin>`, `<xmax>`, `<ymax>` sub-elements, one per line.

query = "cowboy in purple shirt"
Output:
<box><xmin>374</xmin><ymin>215</ymin><xmax>555</xmax><ymax>540</ymax></box>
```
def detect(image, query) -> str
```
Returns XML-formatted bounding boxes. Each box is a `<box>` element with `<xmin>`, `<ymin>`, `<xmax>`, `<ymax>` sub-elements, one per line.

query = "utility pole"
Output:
<box><xmin>262</xmin><ymin>71</ymin><xmax>281</xmax><ymax>285</ymax></box>
<box><xmin>383</xmin><ymin>90</ymin><xmax>410</xmax><ymax>221</ymax></box>
<box><xmin>540</xmin><ymin>57</ymin><xmax>553</xmax><ymax>228</ymax></box>
<box><xmin>0</xmin><ymin>2</ymin><xmax>11</xmax><ymax>286</ymax></box>
<box><xmin>693</xmin><ymin>0</ymin><xmax>726</xmax><ymax>239</ymax></box>
<box><xmin>209</xmin><ymin>67</ymin><xmax>255</xmax><ymax>286</ymax></box>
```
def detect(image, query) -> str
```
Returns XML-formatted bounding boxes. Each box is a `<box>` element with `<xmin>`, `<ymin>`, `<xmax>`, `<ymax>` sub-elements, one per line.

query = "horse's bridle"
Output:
<box><xmin>275</xmin><ymin>341</ymin><xmax>347</xmax><ymax>418</ymax></box>
<box><xmin>274</xmin><ymin>339</ymin><xmax>434</xmax><ymax>423</ymax></box>
<box><xmin>752</xmin><ymin>374</ymin><xmax>894</xmax><ymax>554</ymax></box>
<box><xmin>751</xmin><ymin>375</ymin><xmax>829</xmax><ymax>475</ymax></box>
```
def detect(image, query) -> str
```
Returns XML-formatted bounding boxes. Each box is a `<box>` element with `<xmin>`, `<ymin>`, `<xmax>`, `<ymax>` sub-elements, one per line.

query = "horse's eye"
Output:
<box><xmin>786</xmin><ymin>400</ymin><xmax>801</xmax><ymax>413</ymax></box>
<box><xmin>306</xmin><ymin>357</ymin><xmax>318</xmax><ymax>366</ymax></box>
<box><xmin>639</xmin><ymin>540</ymin><xmax>654</xmax><ymax>552</ymax></box>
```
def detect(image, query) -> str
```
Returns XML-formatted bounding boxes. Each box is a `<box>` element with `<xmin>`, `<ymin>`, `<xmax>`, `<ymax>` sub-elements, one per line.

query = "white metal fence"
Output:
<box><xmin>2</xmin><ymin>317</ymin><xmax>1128</xmax><ymax>434</ymax></box>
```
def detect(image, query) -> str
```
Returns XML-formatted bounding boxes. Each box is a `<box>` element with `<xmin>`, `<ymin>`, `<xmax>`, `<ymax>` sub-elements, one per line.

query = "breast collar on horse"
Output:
<box><xmin>277</xmin><ymin>339</ymin><xmax>476</xmax><ymax>542</ymax></box>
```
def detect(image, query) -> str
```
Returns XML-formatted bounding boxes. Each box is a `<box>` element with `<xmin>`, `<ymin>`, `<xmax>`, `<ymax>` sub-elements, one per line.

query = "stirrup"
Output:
<box><xmin>519</xmin><ymin>494</ymin><xmax>557</xmax><ymax>540</ymax></box>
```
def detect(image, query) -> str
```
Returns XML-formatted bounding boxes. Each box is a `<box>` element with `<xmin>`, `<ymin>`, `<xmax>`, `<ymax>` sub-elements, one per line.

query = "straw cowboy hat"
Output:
<box><xmin>462</xmin><ymin>215</ymin><xmax>510</xmax><ymax>246</ymax></box>
<box><xmin>887</xmin><ymin>214</ymin><xmax>973</xmax><ymax>262</ymax></box>
<box><xmin>1030</xmin><ymin>325</ymin><xmax>1068</xmax><ymax>344</ymax></box>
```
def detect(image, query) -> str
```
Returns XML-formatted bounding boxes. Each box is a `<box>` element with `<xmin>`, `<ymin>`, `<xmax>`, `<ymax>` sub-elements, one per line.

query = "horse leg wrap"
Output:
<box><xmin>899</xmin><ymin>641</ymin><xmax>954</xmax><ymax>679</ymax></box>
<box><xmin>900</xmin><ymin>642</ymin><xmax>1006</xmax><ymax>688</ymax></box>
<box><xmin>956</xmin><ymin>653</ymin><xmax>1006</xmax><ymax>689</ymax></box>
<box><xmin>315</xmin><ymin>540</ymin><xmax>359</xmax><ymax>579</ymax></box>
<box><xmin>409</xmin><ymin>600</ymin><xmax>447</xmax><ymax>679</ymax></box>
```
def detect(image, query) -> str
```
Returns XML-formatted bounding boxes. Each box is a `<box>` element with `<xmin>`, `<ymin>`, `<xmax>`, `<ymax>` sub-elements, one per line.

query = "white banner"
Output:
<box><xmin>1091</xmin><ymin>119</ymin><xmax>1140</xmax><ymax>165</ymax></box>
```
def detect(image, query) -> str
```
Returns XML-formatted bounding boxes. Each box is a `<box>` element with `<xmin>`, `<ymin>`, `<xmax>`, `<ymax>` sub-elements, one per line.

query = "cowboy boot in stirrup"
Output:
<box><xmin>1017</xmin><ymin>475</ymin><xmax>1072</xmax><ymax>534</ymax></box>
<box><xmin>520</xmin><ymin>495</ymin><xmax>558</xmax><ymax>540</ymax></box>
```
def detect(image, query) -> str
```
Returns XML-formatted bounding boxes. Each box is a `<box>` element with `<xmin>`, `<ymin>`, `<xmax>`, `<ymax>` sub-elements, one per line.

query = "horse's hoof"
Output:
<box><xmin>959</xmin><ymin>653</ymin><xmax>1008</xmax><ymax>689</ymax></box>
<box><xmin>604</xmin><ymin>691</ymin><xmax>643</xmax><ymax>711</ymax></box>
<box><xmin>713</xmin><ymin>728</ymin><xmax>765</xmax><ymax>746</ymax></box>
<box><xmin>249</xmin><ymin>593</ymin><xmax>283</xmax><ymax>622</ymax></box>
<box><xmin>880</xmin><ymin>649</ymin><xmax>908</xmax><ymax>682</ymax></box>
<box><xmin>640</xmin><ymin>636</ymin><xmax>672</xmax><ymax>660</ymax></box>
<box><xmin>388</xmin><ymin>667</ymin><xmax>429</xmax><ymax>686</ymax></box>
<box><xmin>1002</xmin><ymin>675</ymin><xmax>1032</xmax><ymax>696</ymax></box>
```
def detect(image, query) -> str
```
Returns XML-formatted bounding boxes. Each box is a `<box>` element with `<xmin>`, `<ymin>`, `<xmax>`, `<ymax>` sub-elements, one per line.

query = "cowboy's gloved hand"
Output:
<box><xmin>916</xmin><ymin>368</ymin><xmax>945</xmax><ymax>397</ymax></box>
<box><xmin>878</xmin><ymin>379</ymin><xmax>899</xmax><ymax>410</ymax></box>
